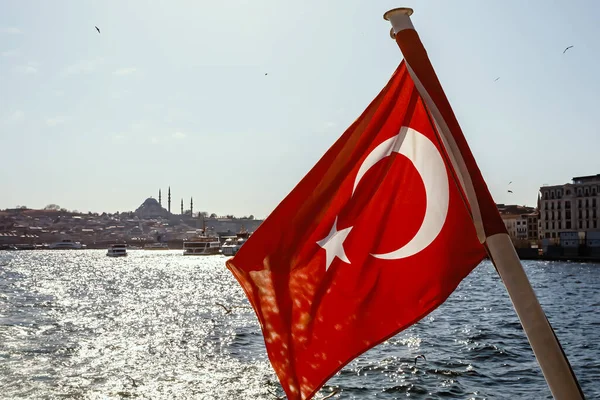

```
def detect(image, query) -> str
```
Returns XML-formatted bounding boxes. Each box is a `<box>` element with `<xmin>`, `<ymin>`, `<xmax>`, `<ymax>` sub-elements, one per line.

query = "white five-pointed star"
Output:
<box><xmin>317</xmin><ymin>217</ymin><xmax>353</xmax><ymax>271</ymax></box>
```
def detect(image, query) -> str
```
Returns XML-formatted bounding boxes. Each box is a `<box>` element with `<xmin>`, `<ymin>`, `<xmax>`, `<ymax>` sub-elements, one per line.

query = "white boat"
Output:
<box><xmin>107</xmin><ymin>244</ymin><xmax>128</xmax><ymax>257</ymax></box>
<box><xmin>221</xmin><ymin>232</ymin><xmax>250</xmax><ymax>257</ymax></box>
<box><xmin>183</xmin><ymin>236</ymin><xmax>221</xmax><ymax>256</ymax></box>
<box><xmin>144</xmin><ymin>242</ymin><xmax>169</xmax><ymax>250</ymax></box>
<box><xmin>49</xmin><ymin>239</ymin><xmax>83</xmax><ymax>249</ymax></box>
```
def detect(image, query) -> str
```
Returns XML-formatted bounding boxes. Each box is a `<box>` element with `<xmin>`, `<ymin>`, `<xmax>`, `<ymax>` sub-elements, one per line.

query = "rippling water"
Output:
<box><xmin>0</xmin><ymin>250</ymin><xmax>598</xmax><ymax>399</ymax></box>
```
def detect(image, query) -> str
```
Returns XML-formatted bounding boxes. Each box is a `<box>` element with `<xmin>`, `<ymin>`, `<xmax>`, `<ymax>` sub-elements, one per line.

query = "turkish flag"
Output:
<box><xmin>227</xmin><ymin>60</ymin><xmax>496</xmax><ymax>399</ymax></box>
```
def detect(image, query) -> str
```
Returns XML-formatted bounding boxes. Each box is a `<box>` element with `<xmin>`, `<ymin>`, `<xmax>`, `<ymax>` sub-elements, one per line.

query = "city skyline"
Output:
<box><xmin>5</xmin><ymin>187</ymin><xmax>250</xmax><ymax>217</ymax></box>
<box><xmin>2</xmin><ymin>1</ymin><xmax>600</xmax><ymax>217</ymax></box>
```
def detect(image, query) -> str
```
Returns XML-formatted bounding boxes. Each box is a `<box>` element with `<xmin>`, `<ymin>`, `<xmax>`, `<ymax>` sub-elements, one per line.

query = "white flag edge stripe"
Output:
<box><xmin>405</xmin><ymin>62</ymin><xmax>486</xmax><ymax>243</ymax></box>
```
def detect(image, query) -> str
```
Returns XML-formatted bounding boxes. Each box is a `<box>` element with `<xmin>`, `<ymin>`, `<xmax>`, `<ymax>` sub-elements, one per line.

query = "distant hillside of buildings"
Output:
<box><xmin>0</xmin><ymin>196</ymin><xmax>262</xmax><ymax>246</ymax></box>
<box><xmin>4</xmin><ymin>174</ymin><xmax>600</xmax><ymax>257</ymax></box>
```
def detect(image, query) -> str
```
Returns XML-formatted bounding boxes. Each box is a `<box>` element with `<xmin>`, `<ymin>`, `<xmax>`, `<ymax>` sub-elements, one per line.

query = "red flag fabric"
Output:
<box><xmin>392</xmin><ymin>27</ymin><xmax>506</xmax><ymax>241</ymax></box>
<box><xmin>226</xmin><ymin>60</ymin><xmax>492</xmax><ymax>399</ymax></box>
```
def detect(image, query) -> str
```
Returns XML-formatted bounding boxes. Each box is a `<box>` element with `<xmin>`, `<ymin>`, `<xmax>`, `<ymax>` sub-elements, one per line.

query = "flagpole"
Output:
<box><xmin>384</xmin><ymin>8</ymin><xmax>584</xmax><ymax>400</ymax></box>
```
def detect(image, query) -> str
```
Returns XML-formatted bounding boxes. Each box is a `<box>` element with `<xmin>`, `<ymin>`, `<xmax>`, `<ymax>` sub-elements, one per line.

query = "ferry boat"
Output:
<box><xmin>183</xmin><ymin>236</ymin><xmax>221</xmax><ymax>256</ymax></box>
<box><xmin>49</xmin><ymin>239</ymin><xmax>83</xmax><ymax>249</ymax></box>
<box><xmin>144</xmin><ymin>242</ymin><xmax>169</xmax><ymax>250</ymax></box>
<box><xmin>107</xmin><ymin>244</ymin><xmax>128</xmax><ymax>257</ymax></box>
<box><xmin>221</xmin><ymin>231</ymin><xmax>250</xmax><ymax>257</ymax></box>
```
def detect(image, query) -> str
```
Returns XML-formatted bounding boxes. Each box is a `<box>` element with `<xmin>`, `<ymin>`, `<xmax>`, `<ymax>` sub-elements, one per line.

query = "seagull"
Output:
<box><xmin>508</xmin><ymin>181</ymin><xmax>512</xmax><ymax>185</ymax></box>
<box><xmin>321</xmin><ymin>390</ymin><xmax>339</xmax><ymax>399</ymax></box>
<box><xmin>494</xmin><ymin>77</ymin><xmax>500</xmax><ymax>82</ymax></box>
<box><xmin>215</xmin><ymin>302</ymin><xmax>232</xmax><ymax>314</ymax></box>
<box><xmin>268</xmin><ymin>389</ymin><xmax>285</xmax><ymax>400</ymax></box>
<box><xmin>265</xmin><ymin>73</ymin><xmax>268</xmax><ymax>76</ymax></box>
<box><xmin>414</xmin><ymin>354</ymin><xmax>427</xmax><ymax>366</ymax></box>
<box><xmin>508</xmin><ymin>190</ymin><xmax>513</xmax><ymax>193</ymax></box>
<box><xmin>95</xmin><ymin>26</ymin><xmax>100</xmax><ymax>34</ymax></box>
<box><xmin>563</xmin><ymin>45</ymin><xmax>573</xmax><ymax>54</ymax></box>
<box><xmin>126</xmin><ymin>375</ymin><xmax>138</xmax><ymax>387</ymax></box>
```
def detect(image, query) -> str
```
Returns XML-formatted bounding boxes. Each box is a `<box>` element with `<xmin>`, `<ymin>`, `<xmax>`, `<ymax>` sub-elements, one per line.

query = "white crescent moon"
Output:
<box><xmin>352</xmin><ymin>126</ymin><xmax>449</xmax><ymax>260</ymax></box>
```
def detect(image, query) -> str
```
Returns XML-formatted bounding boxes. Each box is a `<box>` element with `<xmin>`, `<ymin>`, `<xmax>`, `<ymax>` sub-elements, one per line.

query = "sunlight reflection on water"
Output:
<box><xmin>0</xmin><ymin>250</ymin><xmax>598</xmax><ymax>399</ymax></box>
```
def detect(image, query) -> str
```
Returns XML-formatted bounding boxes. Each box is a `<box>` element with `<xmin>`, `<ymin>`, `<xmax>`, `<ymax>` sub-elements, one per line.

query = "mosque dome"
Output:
<box><xmin>135</xmin><ymin>197</ymin><xmax>169</xmax><ymax>218</ymax></box>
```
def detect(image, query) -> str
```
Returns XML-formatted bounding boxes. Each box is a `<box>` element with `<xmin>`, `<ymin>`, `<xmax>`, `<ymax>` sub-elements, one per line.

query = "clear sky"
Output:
<box><xmin>1</xmin><ymin>0</ymin><xmax>599</xmax><ymax>218</ymax></box>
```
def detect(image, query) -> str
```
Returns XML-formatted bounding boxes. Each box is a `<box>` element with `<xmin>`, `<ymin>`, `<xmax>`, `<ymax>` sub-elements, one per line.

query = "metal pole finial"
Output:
<box><xmin>384</xmin><ymin>7</ymin><xmax>414</xmax><ymax>39</ymax></box>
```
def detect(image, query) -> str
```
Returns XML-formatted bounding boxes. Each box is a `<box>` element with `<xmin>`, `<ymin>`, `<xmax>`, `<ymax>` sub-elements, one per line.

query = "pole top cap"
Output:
<box><xmin>383</xmin><ymin>7</ymin><xmax>414</xmax><ymax>20</ymax></box>
<box><xmin>384</xmin><ymin>8</ymin><xmax>414</xmax><ymax>39</ymax></box>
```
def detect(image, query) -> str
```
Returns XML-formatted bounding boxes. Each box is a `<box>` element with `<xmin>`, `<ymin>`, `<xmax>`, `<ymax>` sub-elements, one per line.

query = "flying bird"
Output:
<box><xmin>215</xmin><ymin>302</ymin><xmax>232</xmax><ymax>314</ymax></box>
<box><xmin>414</xmin><ymin>354</ymin><xmax>427</xmax><ymax>366</ymax></box>
<box><xmin>508</xmin><ymin>190</ymin><xmax>513</xmax><ymax>193</ymax></box>
<box><xmin>265</xmin><ymin>73</ymin><xmax>268</xmax><ymax>76</ymax></box>
<box><xmin>494</xmin><ymin>77</ymin><xmax>500</xmax><ymax>82</ymax></box>
<box><xmin>95</xmin><ymin>26</ymin><xmax>100</xmax><ymax>34</ymax></box>
<box><xmin>126</xmin><ymin>375</ymin><xmax>138</xmax><ymax>387</ymax></box>
<box><xmin>563</xmin><ymin>45</ymin><xmax>573</xmax><ymax>54</ymax></box>
<box><xmin>268</xmin><ymin>389</ymin><xmax>285</xmax><ymax>400</ymax></box>
<box><xmin>508</xmin><ymin>181</ymin><xmax>512</xmax><ymax>185</ymax></box>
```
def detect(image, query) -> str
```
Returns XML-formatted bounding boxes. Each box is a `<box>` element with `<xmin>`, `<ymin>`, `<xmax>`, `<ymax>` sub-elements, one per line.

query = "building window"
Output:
<box><xmin>585</xmin><ymin>188</ymin><xmax>590</xmax><ymax>196</ymax></box>
<box><xmin>551</xmin><ymin>202</ymin><xmax>554</xmax><ymax>210</ymax></box>
<box><xmin>587</xmin><ymin>221</ymin><xmax>590</xmax><ymax>229</ymax></box>
<box><xmin>566</xmin><ymin>189</ymin><xmax>571</xmax><ymax>195</ymax></box>
<box><xmin>551</xmin><ymin>191</ymin><xmax>555</xmax><ymax>199</ymax></box>
<box><xmin>579</xmin><ymin>210</ymin><xmax>582</xmax><ymax>218</ymax></box>
<box><xmin>565</xmin><ymin>201</ymin><xmax>571</xmax><ymax>209</ymax></box>
<box><xmin>545</xmin><ymin>203</ymin><xmax>548</xmax><ymax>210</ymax></box>
<box><xmin>552</xmin><ymin>222</ymin><xmax>555</xmax><ymax>229</ymax></box>
<box><xmin>552</xmin><ymin>232</ymin><xmax>556</xmax><ymax>238</ymax></box>
<box><xmin>567</xmin><ymin>221</ymin><xmax>572</xmax><ymax>229</ymax></box>
<box><xmin>594</xmin><ymin>199</ymin><xmax>597</xmax><ymax>207</ymax></box>
<box><xmin>579</xmin><ymin>199</ymin><xmax>582</xmax><ymax>207</ymax></box>
<box><xmin>558</xmin><ymin>202</ymin><xmax>561</xmax><ymax>209</ymax></box>
<box><xmin>579</xmin><ymin>221</ymin><xmax>583</xmax><ymax>229</ymax></box>
<box><xmin>595</xmin><ymin>220</ymin><xmax>598</xmax><ymax>229</ymax></box>
<box><xmin>566</xmin><ymin>210</ymin><xmax>571</xmax><ymax>219</ymax></box>
<box><xmin>546</xmin><ymin>222</ymin><xmax>549</xmax><ymax>229</ymax></box>
<box><xmin>586</xmin><ymin>199</ymin><xmax>589</xmax><ymax>207</ymax></box>
<box><xmin>544</xmin><ymin>192</ymin><xmax>549</xmax><ymax>200</ymax></box>
<box><xmin>559</xmin><ymin>221</ymin><xmax>562</xmax><ymax>229</ymax></box>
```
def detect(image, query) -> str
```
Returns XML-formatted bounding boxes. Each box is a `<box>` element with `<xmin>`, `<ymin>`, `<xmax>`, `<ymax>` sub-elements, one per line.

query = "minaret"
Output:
<box><xmin>159</xmin><ymin>189</ymin><xmax>162</xmax><ymax>206</ymax></box>
<box><xmin>181</xmin><ymin>199</ymin><xmax>184</xmax><ymax>215</ymax></box>
<box><xmin>190</xmin><ymin>197</ymin><xmax>193</xmax><ymax>216</ymax></box>
<box><xmin>168</xmin><ymin>187</ymin><xmax>171</xmax><ymax>213</ymax></box>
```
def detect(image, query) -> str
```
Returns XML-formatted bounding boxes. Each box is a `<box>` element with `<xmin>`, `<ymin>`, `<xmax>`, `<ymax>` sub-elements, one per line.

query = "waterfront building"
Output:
<box><xmin>526</xmin><ymin>212</ymin><xmax>539</xmax><ymax>241</ymax></box>
<box><xmin>539</xmin><ymin>174</ymin><xmax>600</xmax><ymax>240</ymax></box>
<box><xmin>496</xmin><ymin>204</ymin><xmax>537</xmax><ymax>244</ymax></box>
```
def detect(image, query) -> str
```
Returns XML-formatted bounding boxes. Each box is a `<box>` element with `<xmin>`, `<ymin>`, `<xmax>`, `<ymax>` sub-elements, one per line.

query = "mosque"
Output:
<box><xmin>134</xmin><ymin>187</ymin><xmax>196</xmax><ymax>220</ymax></box>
